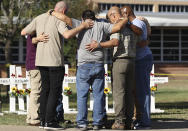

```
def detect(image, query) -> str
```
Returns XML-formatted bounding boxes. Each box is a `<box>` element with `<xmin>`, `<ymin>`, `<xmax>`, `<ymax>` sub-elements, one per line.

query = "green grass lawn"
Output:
<box><xmin>0</xmin><ymin>80</ymin><xmax>188</xmax><ymax>125</ymax></box>
<box><xmin>152</xmin><ymin>80</ymin><xmax>188</xmax><ymax>121</ymax></box>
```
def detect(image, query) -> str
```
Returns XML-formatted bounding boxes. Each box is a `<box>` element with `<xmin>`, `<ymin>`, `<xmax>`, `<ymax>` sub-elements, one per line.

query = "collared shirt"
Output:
<box><xmin>110</xmin><ymin>26</ymin><xmax>140</xmax><ymax>59</ymax></box>
<box><xmin>24</xmin><ymin>13</ymin><xmax>68</xmax><ymax>66</ymax></box>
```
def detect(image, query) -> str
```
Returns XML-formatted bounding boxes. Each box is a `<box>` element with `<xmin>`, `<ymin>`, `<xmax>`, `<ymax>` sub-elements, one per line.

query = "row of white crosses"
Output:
<box><xmin>0</xmin><ymin>65</ymin><xmax>30</xmax><ymax>115</ymax></box>
<box><xmin>0</xmin><ymin>64</ymin><xmax>168</xmax><ymax>115</ymax></box>
<box><xmin>0</xmin><ymin>64</ymin><xmax>113</xmax><ymax>114</ymax></box>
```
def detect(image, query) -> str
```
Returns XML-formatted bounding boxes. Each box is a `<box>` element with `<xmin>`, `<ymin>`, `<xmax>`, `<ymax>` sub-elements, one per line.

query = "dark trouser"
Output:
<box><xmin>39</xmin><ymin>66</ymin><xmax>65</xmax><ymax>123</ymax></box>
<box><xmin>112</xmin><ymin>58</ymin><xmax>135</xmax><ymax>125</ymax></box>
<box><xmin>135</xmin><ymin>54</ymin><xmax>153</xmax><ymax>126</ymax></box>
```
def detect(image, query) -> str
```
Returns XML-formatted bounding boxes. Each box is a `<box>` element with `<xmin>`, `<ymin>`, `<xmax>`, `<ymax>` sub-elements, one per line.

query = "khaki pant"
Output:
<box><xmin>26</xmin><ymin>69</ymin><xmax>41</xmax><ymax>124</ymax></box>
<box><xmin>112</xmin><ymin>59</ymin><xmax>135</xmax><ymax>124</ymax></box>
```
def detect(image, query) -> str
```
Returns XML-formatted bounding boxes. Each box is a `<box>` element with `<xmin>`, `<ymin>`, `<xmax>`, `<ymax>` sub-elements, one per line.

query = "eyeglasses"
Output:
<box><xmin>108</xmin><ymin>11</ymin><xmax>120</xmax><ymax>18</ymax></box>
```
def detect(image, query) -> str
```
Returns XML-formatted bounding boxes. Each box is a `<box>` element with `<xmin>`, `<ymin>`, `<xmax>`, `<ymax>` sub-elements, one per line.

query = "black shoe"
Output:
<box><xmin>44</xmin><ymin>122</ymin><xmax>64</xmax><ymax>130</ymax></box>
<box><xmin>134</xmin><ymin>125</ymin><xmax>151</xmax><ymax>130</ymax></box>
<box><xmin>93</xmin><ymin>125</ymin><xmax>103</xmax><ymax>130</ymax></box>
<box><xmin>39</xmin><ymin>121</ymin><xmax>45</xmax><ymax>129</ymax></box>
<box><xmin>102</xmin><ymin>115</ymin><xmax>108</xmax><ymax>128</ymax></box>
<box><xmin>77</xmin><ymin>125</ymin><xmax>87</xmax><ymax>131</ymax></box>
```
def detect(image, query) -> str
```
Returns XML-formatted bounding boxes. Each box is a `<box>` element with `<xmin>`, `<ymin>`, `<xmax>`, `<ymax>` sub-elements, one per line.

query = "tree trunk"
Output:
<box><xmin>5</xmin><ymin>39</ymin><xmax>12</xmax><ymax>64</ymax></box>
<box><xmin>4</xmin><ymin>39</ymin><xmax>13</xmax><ymax>98</ymax></box>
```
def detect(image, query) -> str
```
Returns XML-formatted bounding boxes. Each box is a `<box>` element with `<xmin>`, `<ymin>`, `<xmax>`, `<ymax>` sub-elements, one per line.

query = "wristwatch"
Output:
<box><xmin>98</xmin><ymin>42</ymin><xmax>102</xmax><ymax>48</ymax></box>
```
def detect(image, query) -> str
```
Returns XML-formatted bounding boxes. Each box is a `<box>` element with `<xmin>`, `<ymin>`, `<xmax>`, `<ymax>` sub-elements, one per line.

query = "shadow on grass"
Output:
<box><xmin>152</xmin><ymin>119</ymin><xmax>188</xmax><ymax>129</ymax></box>
<box><xmin>52</xmin><ymin>102</ymin><xmax>188</xmax><ymax>130</ymax></box>
<box><xmin>151</xmin><ymin>102</ymin><xmax>188</xmax><ymax>129</ymax></box>
<box><xmin>156</xmin><ymin>102</ymin><xmax>188</xmax><ymax>109</ymax></box>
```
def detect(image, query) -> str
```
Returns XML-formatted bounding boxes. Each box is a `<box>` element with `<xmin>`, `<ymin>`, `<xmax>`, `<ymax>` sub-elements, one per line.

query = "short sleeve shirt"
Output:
<box><xmin>132</xmin><ymin>18</ymin><xmax>152</xmax><ymax>60</ymax></box>
<box><xmin>72</xmin><ymin>19</ymin><xmax>113</xmax><ymax>66</ymax></box>
<box><xmin>110</xmin><ymin>26</ymin><xmax>140</xmax><ymax>59</ymax></box>
<box><xmin>24</xmin><ymin>13</ymin><xmax>68</xmax><ymax>66</ymax></box>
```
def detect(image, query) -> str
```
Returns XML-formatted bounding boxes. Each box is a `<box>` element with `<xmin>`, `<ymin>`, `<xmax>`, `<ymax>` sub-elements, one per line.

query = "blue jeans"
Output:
<box><xmin>135</xmin><ymin>54</ymin><xmax>153</xmax><ymax>126</ymax></box>
<box><xmin>76</xmin><ymin>63</ymin><xmax>105</xmax><ymax>126</ymax></box>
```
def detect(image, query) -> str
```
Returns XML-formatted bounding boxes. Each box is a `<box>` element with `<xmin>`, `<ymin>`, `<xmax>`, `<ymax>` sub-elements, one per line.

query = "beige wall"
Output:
<box><xmin>92</xmin><ymin>0</ymin><xmax>188</xmax><ymax>12</ymax></box>
<box><xmin>92</xmin><ymin>0</ymin><xmax>188</xmax><ymax>5</ymax></box>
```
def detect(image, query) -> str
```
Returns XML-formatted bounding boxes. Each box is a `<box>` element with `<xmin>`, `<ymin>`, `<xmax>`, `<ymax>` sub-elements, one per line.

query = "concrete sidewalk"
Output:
<box><xmin>0</xmin><ymin>125</ymin><xmax>188</xmax><ymax>131</ymax></box>
<box><xmin>0</xmin><ymin>120</ymin><xmax>188</xmax><ymax>131</ymax></box>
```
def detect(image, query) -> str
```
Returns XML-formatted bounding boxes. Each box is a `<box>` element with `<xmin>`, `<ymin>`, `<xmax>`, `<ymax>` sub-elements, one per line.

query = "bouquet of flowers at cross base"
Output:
<box><xmin>150</xmin><ymin>84</ymin><xmax>157</xmax><ymax>92</ymax></box>
<box><xmin>9</xmin><ymin>86</ymin><xmax>31</xmax><ymax>97</ymax></box>
<box><xmin>89</xmin><ymin>87</ymin><xmax>112</xmax><ymax>95</ymax></box>
<box><xmin>104</xmin><ymin>87</ymin><xmax>111</xmax><ymax>95</ymax></box>
<box><xmin>63</xmin><ymin>87</ymin><xmax>72</xmax><ymax>96</ymax></box>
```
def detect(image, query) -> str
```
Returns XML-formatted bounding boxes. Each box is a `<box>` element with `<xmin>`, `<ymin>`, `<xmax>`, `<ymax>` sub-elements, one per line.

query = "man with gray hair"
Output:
<box><xmin>86</xmin><ymin>6</ymin><xmax>142</xmax><ymax>130</ymax></box>
<box><xmin>21</xmin><ymin>1</ymin><xmax>93</xmax><ymax>130</ymax></box>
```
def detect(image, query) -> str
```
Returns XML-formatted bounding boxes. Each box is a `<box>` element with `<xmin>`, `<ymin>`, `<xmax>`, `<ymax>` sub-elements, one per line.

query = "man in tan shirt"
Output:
<box><xmin>21</xmin><ymin>1</ymin><xmax>93</xmax><ymax>130</ymax></box>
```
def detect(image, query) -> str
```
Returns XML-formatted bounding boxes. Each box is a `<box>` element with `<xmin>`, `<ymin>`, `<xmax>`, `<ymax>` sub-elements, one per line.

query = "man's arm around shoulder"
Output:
<box><xmin>111</xmin><ymin>17</ymin><xmax>128</xmax><ymax>34</ymax></box>
<box><xmin>61</xmin><ymin>20</ymin><xmax>94</xmax><ymax>39</ymax></box>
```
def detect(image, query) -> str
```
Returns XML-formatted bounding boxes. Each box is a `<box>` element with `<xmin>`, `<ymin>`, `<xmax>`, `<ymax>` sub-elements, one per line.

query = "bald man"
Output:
<box><xmin>106</xmin><ymin>6</ymin><xmax>141</xmax><ymax>130</ymax></box>
<box><xmin>21</xmin><ymin>1</ymin><xmax>93</xmax><ymax>130</ymax></box>
<box><xmin>85</xmin><ymin>6</ymin><xmax>140</xmax><ymax>130</ymax></box>
<box><xmin>121</xmin><ymin>6</ymin><xmax>153</xmax><ymax>130</ymax></box>
<box><xmin>85</xmin><ymin>6</ymin><xmax>143</xmax><ymax>130</ymax></box>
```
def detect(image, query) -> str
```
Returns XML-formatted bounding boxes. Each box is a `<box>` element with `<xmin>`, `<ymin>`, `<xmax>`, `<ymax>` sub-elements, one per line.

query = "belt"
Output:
<box><xmin>112</xmin><ymin>57</ymin><xmax>135</xmax><ymax>62</ymax></box>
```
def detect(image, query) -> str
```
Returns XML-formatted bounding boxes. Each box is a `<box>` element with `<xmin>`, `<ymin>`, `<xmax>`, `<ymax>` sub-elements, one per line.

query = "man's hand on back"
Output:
<box><xmin>85</xmin><ymin>40</ymin><xmax>99</xmax><ymax>52</ymax></box>
<box><xmin>37</xmin><ymin>33</ymin><xmax>49</xmax><ymax>43</ymax></box>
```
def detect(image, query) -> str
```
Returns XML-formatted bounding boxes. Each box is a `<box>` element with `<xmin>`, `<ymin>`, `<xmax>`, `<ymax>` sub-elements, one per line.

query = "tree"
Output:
<box><xmin>1</xmin><ymin>0</ymin><xmax>29</xmax><ymax>63</ymax></box>
<box><xmin>0</xmin><ymin>0</ymin><xmax>95</xmax><ymax>66</ymax></box>
<box><xmin>0</xmin><ymin>0</ymin><xmax>58</xmax><ymax>64</ymax></box>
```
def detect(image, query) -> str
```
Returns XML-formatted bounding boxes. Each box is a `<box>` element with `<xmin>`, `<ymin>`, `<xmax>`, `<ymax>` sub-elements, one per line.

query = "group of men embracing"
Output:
<box><xmin>21</xmin><ymin>0</ymin><xmax>153</xmax><ymax>130</ymax></box>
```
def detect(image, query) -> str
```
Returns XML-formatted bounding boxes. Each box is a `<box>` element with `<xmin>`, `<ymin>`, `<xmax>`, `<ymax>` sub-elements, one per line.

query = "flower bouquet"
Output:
<box><xmin>104</xmin><ymin>87</ymin><xmax>111</xmax><ymax>95</ymax></box>
<box><xmin>63</xmin><ymin>87</ymin><xmax>72</xmax><ymax>96</ymax></box>
<box><xmin>151</xmin><ymin>84</ymin><xmax>157</xmax><ymax>92</ymax></box>
<box><xmin>9</xmin><ymin>86</ymin><xmax>20</xmax><ymax>97</ymax></box>
<box><xmin>9</xmin><ymin>86</ymin><xmax>31</xmax><ymax>96</ymax></box>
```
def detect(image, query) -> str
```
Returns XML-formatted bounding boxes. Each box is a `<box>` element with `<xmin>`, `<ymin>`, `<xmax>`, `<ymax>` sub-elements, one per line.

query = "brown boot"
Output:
<box><xmin>111</xmin><ymin>120</ymin><xmax>125</xmax><ymax>130</ymax></box>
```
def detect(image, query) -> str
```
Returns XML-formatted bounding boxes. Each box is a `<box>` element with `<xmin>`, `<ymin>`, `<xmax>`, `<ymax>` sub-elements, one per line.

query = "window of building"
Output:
<box><xmin>149</xmin><ymin>28</ymin><xmax>188</xmax><ymax>63</ymax></box>
<box><xmin>149</xmin><ymin>29</ymin><xmax>161</xmax><ymax>62</ymax></box>
<box><xmin>98</xmin><ymin>3</ymin><xmax>153</xmax><ymax>12</ymax></box>
<box><xmin>159</xmin><ymin>5</ymin><xmax>188</xmax><ymax>13</ymax></box>
<box><xmin>181</xmin><ymin>29</ymin><xmax>188</xmax><ymax>61</ymax></box>
<box><xmin>0</xmin><ymin>37</ymin><xmax>26</xmax><ymax>64</ymax></box>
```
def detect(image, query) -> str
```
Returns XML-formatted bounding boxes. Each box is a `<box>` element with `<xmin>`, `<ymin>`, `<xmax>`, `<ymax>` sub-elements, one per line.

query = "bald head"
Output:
<box><xmin>54</xmin><ymin>1</ymin><xmax>68</xmax><ymax>14</ymax></box>
<box><xmin>107</xmin><ymin>6</ymin><xmax>122</xmax><ymax>23</ymax></box>
<box><xmin>107</xmin><ymin>6</ymin><xmax>121</xmax><ymax>18</ymax></box>
<box><xmin>121</xmin><ymin>6</ymin><xmax>134</xmax><ymax>17</ymax></box>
